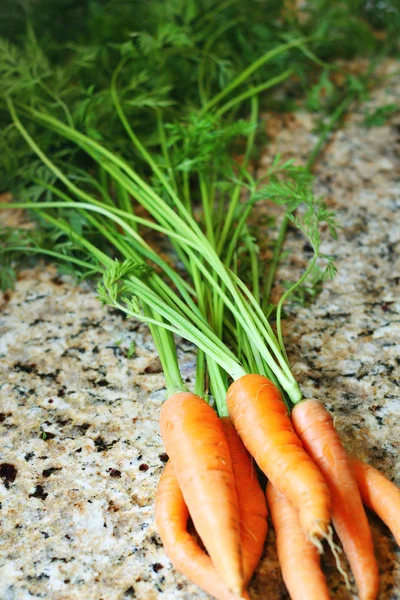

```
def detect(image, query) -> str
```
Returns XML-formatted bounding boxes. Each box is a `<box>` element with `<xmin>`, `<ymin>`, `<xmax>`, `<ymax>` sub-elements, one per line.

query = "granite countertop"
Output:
<box><xmin>1</xmin><ymin>61</ymin><xmax>399</xmax><ymax>599</ymax></box>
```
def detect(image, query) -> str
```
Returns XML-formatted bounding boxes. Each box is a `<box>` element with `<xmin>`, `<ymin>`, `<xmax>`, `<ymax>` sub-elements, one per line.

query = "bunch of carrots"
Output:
<box><xmin>1</xmin><ymin>30</ymin><xmax>399</xmax><ymax>600</ymax></box>
<box><xmin>157</xmin><ymin>376</ymin><xmax>400</xmax><ymax>600</ymax></box>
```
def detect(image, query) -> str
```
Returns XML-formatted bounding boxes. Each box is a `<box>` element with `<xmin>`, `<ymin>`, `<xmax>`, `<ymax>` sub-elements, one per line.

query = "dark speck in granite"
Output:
<box><xmin>108</xmin><ymin>469</ymin><xmax>122</xmax><ymax>478</ymax></box>
<box><xmin>0</xmin><ymin>463</ymin><xmax>18</xmax><ymax>487</ymax></box>
<box><xmin>29</xmin><ymin>484</ymin><xmax>48</xmax><ymax>500</ymax></box>
<box><xmin>42</xmin><ymin>467</ymin><xmax>62</xmax><ymax>477</ymax></box>
<box><xmin>152</xmin><ymin>563</ymin><xmax>164</xmax><ymax>573</ymax></box>
<box><xmin>94</xmin><ymin>436</ymin><xmax>118</xmax><ymax>452</ymax></box>
<box><xmin>40</xmin><ymin>430</ymin><xmax>57</xmax><ymax>441</ymax></box>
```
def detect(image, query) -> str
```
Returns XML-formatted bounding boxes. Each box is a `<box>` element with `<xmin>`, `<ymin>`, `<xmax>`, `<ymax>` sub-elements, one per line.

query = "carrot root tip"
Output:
<box><xmin>323</xmin><ymin>525</ymin><xmax>352</xmax><ymax>592</ymax></box>
<box><xmin>310</xmin><ymin>533</ymin><xmax>324</xmax><ymax>555</ymax></box>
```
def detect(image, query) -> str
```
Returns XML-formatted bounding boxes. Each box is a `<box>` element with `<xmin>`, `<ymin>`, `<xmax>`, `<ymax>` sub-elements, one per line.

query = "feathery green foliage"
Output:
<box><xmin>1</xmin><ymin>0</ymin><xmax>398</xmax><ymax>404</ymax></box>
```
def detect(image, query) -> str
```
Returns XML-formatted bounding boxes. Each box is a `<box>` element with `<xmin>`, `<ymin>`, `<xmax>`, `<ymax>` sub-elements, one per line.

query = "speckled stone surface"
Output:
<box><xmin>1</xmin><ymin>62</ymin><xmax>399</xmax><ymax>599</ymax></box>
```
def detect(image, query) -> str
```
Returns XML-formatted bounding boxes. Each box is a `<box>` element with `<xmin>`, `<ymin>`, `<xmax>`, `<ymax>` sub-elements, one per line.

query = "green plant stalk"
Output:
<box><xmin>216</xmin><ymin>68</ymin><xmax>293</xmax><ymax>117</ymax></box>
<box><xmin>197</xmin><ymin>17</ymin><xmax>243</xmax><ymax>106</ymax></box>
<box><xmin>37</xmin><ymin>79</ymin><xmax>74</xmax><ymax>128</ymax></box>
<box><xmin>247</xmin><ymin>236</ymin><xmax>260</xmax><ymax>304</ymax></box>
<box><xmin>156</xmin><ymin>109</ymin><xmax>178</xmax><ymax>194</ymax></box>
<box><xmin>216</xmin><ymin>95</ymin><xmax>258</xmax><ymax>255</ymax></box>
<box><xmin>276</xmin><ymin>255</ymin><xmax>318</xmax><ymax>363</ymax></box>
<box><xmin>155</xmin><ymin>110</ymin><xmax>209</xmax><ymax>399</ymax></box>
<box><xmin>112</xmin><ymin>65</ymin><xmax>196</xmax><ymax>272</ymax></box>
<box><xmin>2</xmin><ymin>196</ymin><xmax>251</xmax><ymax>385</ymax></box>
<box><xmin>190</xmin><ymin>253</ymin><xmax>208</xmax><ymax>398</ymax></box>
<box><xmin>199</xmin><ymin>171</ymin><xmax>216</xmax><ymax>248</ymax></box>
<box><xmin>111</xmin><ymin>62</ymin><xmax>191</xmax><ymax>219</ymax></box>
<box><xmin>35</xmin><ymin>179</ymin><xmax>201</xmax><ymax>307</ymax></box>
<box><xmin>18</xmin><ymin>106</ymin><xmax>300</xmax><ymax>396</ymax></box>
<box><xmin>2</xmin><ymin>200</ymin><xmax>226</xmax><ymax>345</ymax></box>
<box><xmin>205</xmin><ymin>97</ymin><xmax>261</xmax><ymax>402</ymax></box>
<box><xmin>199</xmin><ymin>36</ymin><xmax>315</xmax><ymax>115</ymax></box>
<box><xmin>206</xmin><ymin>359</ymin><xmax>229</xmax><ymax>417</ymax></box>
<box><xmin>115</xmin><ymin>181</ymin><xmax>135</xmax><ymax>221</ymax></box>
<box><xmin>261</xmin><ymin>210</ymin><xmax>290</xmax><ymax>312</ymax></box>
<box><xmin>194</xmin><ymin>346</ymin><xmax>206</xmax><ymax>398</ymax></box>
<box><xmin>144</xmin><ymin>305</ymin><xmax>186</xmax><ymax>397</ymax></box>
<box><xmin>182</xmin><ymin>244</ymin><xmax>298</xmax><ymax>391</ymax></box>
<box><xmin>261</xmin><ymin>90</ymin><xmax>356</xmax><ymax>313</ymax></box>
<box><xmin>0</xmin><ymin>245</ymin><xmax>102</xmax><ymax>274</ymax></box>
<box><xmin>7</xmin><ymin>99</ymin><xmax>302</xmax><ymax>400</ymax></box>
<box><xmin>193</xmin><ymin>0</ymin><xmax>240</xmax><ymax>34</ymax></box>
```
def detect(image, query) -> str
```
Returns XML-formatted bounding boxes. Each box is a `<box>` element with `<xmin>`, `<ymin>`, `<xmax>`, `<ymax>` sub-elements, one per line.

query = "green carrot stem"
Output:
<box><xmin>207</xmin><ymin>359</ymin><xmax>229</xmax><ymax>417</ymax></box>
<box><xmin>7</xmin><ymin>97</ymin><xmax>302</xmax><ymax>401</ymax></box>
<box><xmin>0</xmin><ymin>245</ymin><xmax>101</xmax><ymax>273</ymax></box>
<box><xmin>156</xmin><ymin>109</ymin><xmax>178</xmax><ymax>194</ymax></box>
<box><xmin>194</xmin><ymin>348</ymin><xmax>206</xmax><ymax>398</ymax></box>
<box><xmin>193</xmin><ymin>0</ymin><xmax>239</xmax><ymax>33</ymax></box>
<box><xmin>197</xmin><ymin>17</ymin><xmax>243</xmax><ymax>105</ymax></box>
<box><xmin>276</xmin><ymin>254</ymin><xmax>318</xmax><ymax>363</ymax></box>
<box><xmin>145</xmin><ymin>307</ymin><xmax>186</xmax><ymax>397</ymax></box>
<box><xmin>115</xmin><ymin>182</ymin><xmax>135</xmax><ymax>220</ymax></box>
<box><xmin>199</xmin><ymin>171</ymin><xmax>216</xmax><ymax>248</ymax></box>
<box><xmin>262</xmin><ymin>91</ymin><xmax>355</xmax><ymax>312</ymax></box>
<box><xmin>216</xmin><ymin>68</ymin><xmax>293</xmax><ymax>117</ymax></box>
<box><xmin>216</xmin><ymin>95</ymin><xmax>258</xmax><ymax>255</ymax></box>
<box><xmin>200</xmin><ymin>37</ymin><xmax>314</xmax><ymax>115</ymax></box>
<box><xmin>262</xmin><ymin>212</ymin><xmax>290</xmax><ymax>312</ymax></box>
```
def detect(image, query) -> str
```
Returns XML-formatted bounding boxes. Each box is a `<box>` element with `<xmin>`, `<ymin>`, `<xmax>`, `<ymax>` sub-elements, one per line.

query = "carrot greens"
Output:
<box><xmin>1</xmin><ymin>5</ymin><xmax>400</xmax><ymax>599</ymax></box>
<box><xmin>1</xmin><ymin>39</ymin><xmax>389</xmax><ymax>408</ymax></box>
<box><xmin>0</xmin><ymin>0</ymin><xmax>398</xmax><ymax>406</ymax></box>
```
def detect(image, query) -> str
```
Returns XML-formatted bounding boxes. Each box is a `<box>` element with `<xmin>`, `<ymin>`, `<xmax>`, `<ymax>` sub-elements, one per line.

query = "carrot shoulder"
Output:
<box><xmin>159</xmin><ymin>392</ymin><xmax>243</xmax><ymax>596</ymax></box>
<box><xmin>350</xmin><ymin>457</ymin><xmax>400</xmax><ymax>546</ymax></box>
<box><xmin>292</xmin><ymin>399</ymin><xmax>380</xmax><ymax>600</ymax></box>
<box><xmin>155</xmin><ymin>461</ymin><xmax>249</xmax><ymax>600</ymax></box>
<box><xmin>266</xmin><ymin>482</ymin><xmax>331</xmax><ymax>600</ymax></box>
<box><xmin>226</xmin><ymin>374</ymin><xmax>331</xmax><ymax>539</ymax></box>
<box><xmin>220</xmin><ymin>417</ymin><xmax>268</xmax><ymax>583</ymax></box>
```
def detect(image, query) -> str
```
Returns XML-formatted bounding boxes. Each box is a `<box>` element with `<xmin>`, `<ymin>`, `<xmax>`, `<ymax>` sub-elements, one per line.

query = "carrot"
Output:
<box><xmin>220</xmin><ymin>417</ymin><xmax>268</xmax><ymax>583</ymax></box>
<box><xmin>350</xmin><ymin>457</ymin><xmax>400</xmax><ymax>546</ymax></box>
<box><xmin>159</xmin><ymin>392</ymin><xmax>243</xmax><ymax>596</ymax></box>
<box><xmin>292</xmin><ymin>399</ymin><xmax>380</xmax><ymax>600</ymax></box>
<box><xmin>226</xmin><ymin>374</ymin><xmax>331</xmax><ymax>539</ymax></box>
<box><xmin>155</xmin><ymin>461</ymin><xmax>250</xmax><ymax>600</ymax></box>
<box><xmin>266</xmin><ymin>482</ymin><xmax>331</xmax><ymax>600</ymax></box>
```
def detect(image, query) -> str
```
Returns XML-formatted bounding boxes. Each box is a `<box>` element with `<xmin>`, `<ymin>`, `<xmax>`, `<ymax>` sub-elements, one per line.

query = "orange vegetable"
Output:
<box><xmin>292</xmin><ymin>399</ymin><xmax>380</xmax><ymax>600</ymax></box>
<box><xmin>266</xmin><ymin>482</ymin><xmax>331</xmax><ymax>600</ymax></box>
<box><xmin>159</xmin><ymin>392</ymin><xmax>243</xmax><ymax>596</ymax></box>
<box><xmin>350</xmin><ymin>457</ymin><xmax>400</xmax><ymax>546</ymax></box>
<box><xmin>226</xmin><ymin>374</ymin><xmax>331</xmax><ymax>539</ymax></box>
<box><xmin>155</xmin><ymin>461</ymin><xmax>249</xmax><ymax>600</ymax></box>
<box><xmin>220</xmin><ymin>417</ymin><xmax>268</xmax><ymax>582</ymax></box>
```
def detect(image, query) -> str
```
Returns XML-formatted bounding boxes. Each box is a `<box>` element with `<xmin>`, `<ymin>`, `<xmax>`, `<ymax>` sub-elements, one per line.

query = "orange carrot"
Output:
<box><xmin>266</xmin><ymin>482</ymin><xmax>331</xmax><ymax>600</ymax></box>
<box><xmin>350</xmin><ymin>457</ymin><xmax>400</xmax><ymax>546</ymax></box>
<box><xmin>226</xmin><ymin>374</ymin><xmax>331</xmax><ymax>539</ymax></box>
<box><xmin>159</xmin><ymin>392</ymin><xmax>243</xmax><ymax>596</ymax></box>
<box><xmin>220</xmin><ymin>417</ymin><xmax>268</xmax><ymax>583</ymax></box>
<box><xmin>155</xmin><ymin>461</ymin><xmax>249</xmax><ymax>600</ymax></box>
<box><xmin>292</xmin><ymin>399</ymin><xmax>380</xmax><ymax>600</ymax></box>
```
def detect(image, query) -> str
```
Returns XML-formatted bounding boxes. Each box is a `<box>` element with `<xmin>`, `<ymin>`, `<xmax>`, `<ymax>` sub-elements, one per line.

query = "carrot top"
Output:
<box><xmin>0</xmin><ymin>34</ymin><xmax>382</xmax><ymax>413</ymax></box>
<box><xmin>2</xmin><ymin>78</ymin><xmax>342</xmax><ymax>411</ymax></box>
